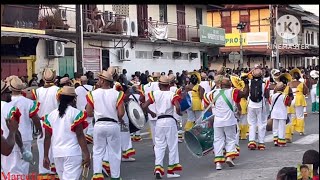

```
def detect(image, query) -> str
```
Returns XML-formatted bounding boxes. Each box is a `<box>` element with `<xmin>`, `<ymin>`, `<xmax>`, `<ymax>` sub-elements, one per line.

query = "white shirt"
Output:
<box><xmin>1</xmin><ymin>101</ymin><xmax>20</xmax><ymax>151</ymax></box>
<box><xmin>44</xmin><ymin>106</ymin><xmax>87</xmax><ymax>157</ymax></box>
<box><xmin>144</xmin><ymin>82</ymin><xmax>159</xmax><ymax>120</ymax></box>
<box><xmin>75</xmin><ymin>84</ymin><xmax>93</xmax><ymax>110</ymax></box>
<box><xmin>204</xmin><ymin>88</ymin><xmax>238</xmax><ymax>127</ymax></box>
<box><xmin>33</xmin><ymin>86</ymin><xmax>60</xmax><ymax>118</ymax></box>
<box><xmin>148</xmin><ymin>90</ymin><xmax>178</xmax><ymax>127</ymax></box>
<box><xmin>270</xmin><ymin>92</ymin><xmax>288</xmax><ymax>120</ymax></box>
<box><xmin>200</xmin><ymin>81</ymin><xmax>211</xmax><ymax>93</ymax></box>
<box><xmin>10</xmin><ymin>95</ymin><xmax>39</xmax><ymax>142</ymax></box>
<box><xmin>87</xmin><ymin>88</ymin><xmax>124</xmax><ymax>122</ymax></box>
<box><xmin>248</xmin><ymin>80</ymin><xmax>266</xmax><ymax>108</ymax></box>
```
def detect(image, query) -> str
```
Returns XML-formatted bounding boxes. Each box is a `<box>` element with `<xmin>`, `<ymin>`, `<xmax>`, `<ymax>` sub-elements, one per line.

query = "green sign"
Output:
<box><xmin>199</xmin><ymin>25</ymin><xmax>225</xmax><ymax>46</ymax></box>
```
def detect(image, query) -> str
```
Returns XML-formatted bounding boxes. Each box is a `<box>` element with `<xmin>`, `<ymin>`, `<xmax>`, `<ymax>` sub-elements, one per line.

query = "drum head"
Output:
<box><xmin>126</xmin><ymin>100</ymin><xmax>146</xmax><ymax>130</ymax></box>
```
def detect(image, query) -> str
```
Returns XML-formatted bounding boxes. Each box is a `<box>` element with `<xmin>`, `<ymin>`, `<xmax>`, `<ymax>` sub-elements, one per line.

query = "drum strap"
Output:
<box><xmin>96</xmin><ymin>117</ymin><xmax>117</xmax><ymax>123</ymax></box>
<box><xmin>214</xmin><ymin>90</ymin><xmax>234</xmax><ymax>112</ymax></box>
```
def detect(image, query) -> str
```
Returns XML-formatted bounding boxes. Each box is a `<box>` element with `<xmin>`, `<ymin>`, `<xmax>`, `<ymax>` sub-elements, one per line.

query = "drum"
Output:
<box><xmin>184</xmin><ymin>118</ymin><xmax>214</xmax><ymax>158</ymax></box>
<box><xmin>266</xmin><ymin>118</ymin><xmax>273</xmax><ymax>131</ymax></box>
<box><xmin>125</xmin><ymin>99</ymin><xmax>147</xmax><ymax>133</ymax></box>
<box><xmin>180</xmin><ymin>93</ymin><xmax>191</xmax><ymax>111</ymax></box>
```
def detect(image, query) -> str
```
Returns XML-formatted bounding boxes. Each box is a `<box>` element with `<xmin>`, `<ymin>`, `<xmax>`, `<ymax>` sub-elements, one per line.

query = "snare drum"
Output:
<box><xmin>125</xmin><ymin>99</ymin><xmax>147</xmax><ymax>133</ymax></box>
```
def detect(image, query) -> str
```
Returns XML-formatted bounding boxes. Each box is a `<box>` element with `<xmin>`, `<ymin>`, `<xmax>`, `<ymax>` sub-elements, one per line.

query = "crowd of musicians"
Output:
<box><xmin>1</xmin><ymin>64</ymin><xmax>319</xmax><ymax>180</ymax></box>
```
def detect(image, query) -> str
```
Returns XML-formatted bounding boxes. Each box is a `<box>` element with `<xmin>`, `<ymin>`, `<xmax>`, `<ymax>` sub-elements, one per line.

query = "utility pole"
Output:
<box><xmin>76</xmin><ymin>4</ymin><xmax>84</xmax><ymax>74</ymax></box>
<box><xmin>237</xmin><ymin>22</ymin><xmax>246</xmax><ymax>69</ymax></box>
<box><xmin>275</xmin><ymin>5</ymin><xmax>280</xmax><ymax>69</ymax></box>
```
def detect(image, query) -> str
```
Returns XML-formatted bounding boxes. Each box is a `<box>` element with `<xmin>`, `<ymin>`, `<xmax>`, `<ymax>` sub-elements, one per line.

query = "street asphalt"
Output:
<box><xmin>26</xmin><ymin>97</ymin><xmax>319</xmax><ymax>180</ymax></box>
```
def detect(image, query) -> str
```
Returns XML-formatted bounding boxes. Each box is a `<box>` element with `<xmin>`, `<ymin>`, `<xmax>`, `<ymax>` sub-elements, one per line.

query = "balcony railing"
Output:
<box><xmin>138</xmin><ymin>19</ymin><xmax>200</xmax><ymax>42</ymax></box>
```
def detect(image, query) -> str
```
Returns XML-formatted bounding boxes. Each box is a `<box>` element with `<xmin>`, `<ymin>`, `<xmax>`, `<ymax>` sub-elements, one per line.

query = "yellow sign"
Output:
<box><xmin>1</xmin><ymin>26</ymin><xmax>45</xmax><ymax>35</ymax></box>
<box><xmin>225</xmin><ymin>33</ymin><xmax>247</xmax><ymax>47</ymax></box>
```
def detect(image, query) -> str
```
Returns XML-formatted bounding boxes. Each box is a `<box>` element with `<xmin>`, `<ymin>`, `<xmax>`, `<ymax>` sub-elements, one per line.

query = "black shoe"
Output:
<box><xmin>155</xmin><ymin>172</ymin><xmax>162</xmax><ymax>179</ymax></box>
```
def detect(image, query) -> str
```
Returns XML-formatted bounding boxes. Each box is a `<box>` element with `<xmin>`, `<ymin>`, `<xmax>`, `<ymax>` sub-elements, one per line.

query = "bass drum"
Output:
<box><xmin>184</xmin><ymin>117</ymin><xmax>214</xmax><ymax>158</ymax></box>
<box><xmin>125</xmin><ymin>99</ymin><xmax>147</xmax><ymax>133</ymax></box>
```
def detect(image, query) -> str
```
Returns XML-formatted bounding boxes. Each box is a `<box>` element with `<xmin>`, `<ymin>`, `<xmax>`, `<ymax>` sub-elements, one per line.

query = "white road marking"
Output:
<box><xmin>293</xmin><ymin>134</ymin><xmax>319</xmax><ymax>144</ymax></box>
<box><xmin>264</xmin><ymin>134</ymin><xmax>274</xmax><ymax>142</ymax></box>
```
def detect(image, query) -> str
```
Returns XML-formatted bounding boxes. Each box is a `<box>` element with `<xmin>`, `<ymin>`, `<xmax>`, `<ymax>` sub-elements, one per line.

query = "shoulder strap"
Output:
<box><xmin>213</xmin><ymin>90</ymin><xmax>234</xmax><ymax>111</ymax></box>
<box><xmin>270</xmin><ymin>93</ymin><xmax>282</xmax><ymax>114</ymax></box>
<box><xmin>81</xmin><ymin>85</ymin><xmax>89</xmax><ymax>92</ymax></box>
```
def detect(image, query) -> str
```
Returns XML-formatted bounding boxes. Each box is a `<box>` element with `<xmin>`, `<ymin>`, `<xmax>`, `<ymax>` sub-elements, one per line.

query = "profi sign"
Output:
<box><xmin>225</xmin><ymin>33</ymin><xmax>247</xmax><ymax>47</ymax></box>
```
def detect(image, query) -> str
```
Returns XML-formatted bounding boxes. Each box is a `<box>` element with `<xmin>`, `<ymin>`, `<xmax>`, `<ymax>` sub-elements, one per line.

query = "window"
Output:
<box><xmin>311</xmin><ymin>32</ymin><xmax>314</xmax><ymax>45</ymax></box>
<box><xmin>239</xmin><ymin>10</ymin><xmax>250</xmax><ymax>33</ymax></box>
<box><xmin>196</xmin><ymin>8</ymin><xmax>203</xmax><ymax>27</ymax></box>
<box><xmin>306</xmin><ymin>31</ymin><xmax>308</xmax><ymax>44</ymax></box>
<box><xmin>221</xmin><ymin>11</ymin><xmax>231</xmax><ymax>33</ymax></box>
<box><xmin>159</xmin><ymin>5</ymin><xmax>167</xmax><ymax>23</ymax></box>
<box><xmin>317</xmin><ymin>33</ymin><xmax>319</xmax><ymax>46</ymax></box>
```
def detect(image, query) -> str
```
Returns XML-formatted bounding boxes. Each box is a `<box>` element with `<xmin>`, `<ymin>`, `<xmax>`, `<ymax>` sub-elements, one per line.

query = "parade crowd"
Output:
<box><xmin>1</xmin><ymin>63</ymin><xmax>319</xmax><ymax>180</ymax></box>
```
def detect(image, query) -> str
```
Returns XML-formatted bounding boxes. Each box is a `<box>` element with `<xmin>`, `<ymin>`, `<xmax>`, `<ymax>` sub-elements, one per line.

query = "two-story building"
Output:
<box><xmin>302</xmin><ymin>12</ymin><xmax>319</xmax><ymax>67</ymax></box>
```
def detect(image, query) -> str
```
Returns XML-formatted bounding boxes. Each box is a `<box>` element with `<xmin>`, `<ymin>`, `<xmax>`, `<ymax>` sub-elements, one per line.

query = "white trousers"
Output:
<box><xmin>1</xmin><ymin>141</ymin><xmax>31</xmax><ymax>176</ymax></box>
<box><xmin>54</xmin><ymin>155</ymin><xmax>82</xmax><ymax>180</ymax></box>
<box><xmin>93</xmin><ymin>122</ymin><xmax>121</xmax><ymax>179</ymax></box>
<box><xmin>214</xmin><ymin>125</ymin><xmax>237</xmax><ymax>159</ymax></box>
<box><xmin>239</xmin><ymin>114</ymin><xmax>248</xmax><ymax>125</ymax></box>
<box><xmin>149</xmin><ymin>120</ymin><xmax>157</xmax><ymax>145</ymax></box>
<box><xmin>186</xmin><ymin>108</ymin><xmax>202</xmax><ymax>124</ymax></box>
<box><xmin>84</xmin><ymin>117</ymin><xmax>94</xmax><ymax>135</ymax></box>
<box><xmin>235</xmin><ymin>123</ymin><xmax>240</xmax><ymax>146</ymax></box>
<box><xmin>311</xmin><ymin>86</ymin><xmax>319</xmax><ymax>103</ymax></box>
<box><xmin>295</xmin><ymin>106</ymin><xmax>304</xmax><ymax>119</ymax></box>
<box><xmin>272</xmin><ymin>119</ymin><xmax>286</xmax><ymax>141</ymax></box>
<box><xmin>37</xmin><ymin>123</ymin><xmax>54</xmax><ymax>174</ymax></box>
<box><xmin>154</xmin><ymin>122</ymin><xmax>180</xmax><ymax>168</ymax></box>
<box><xmin>247</xmin><ymin>107</ymin><xmax>267</xmax><ymax>144</ymax></box>
<box><xmin>121</xmin><ymin>130</ymin><xmax>134</xmax><ymax>154</ymax></box>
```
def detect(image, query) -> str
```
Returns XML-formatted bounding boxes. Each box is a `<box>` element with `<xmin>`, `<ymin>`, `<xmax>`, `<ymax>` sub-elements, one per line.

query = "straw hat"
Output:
<box><xmin>252</xmin><ymin>68</ymin><xmax>263</xmax><ymax>78</ymax></box>
<box><xmin>1</xmin><ymin>80</ymin><xmax>9</xmax><ymax>94</ymax></box>
<box><xmin>159</xmin><ymin>75</ymin><xmax>170</xmax><ymax>85</ymax></box>
<box><xmin>152</xmin><ymin>72</ymin><xmax>161</xmax><ymax>78</ymax></box>
<box><xmin>9</xmin><ymin>76</ymin><xmax>25</xmax><ymax>92</ymax></box>
<box><xmin>214</xmin><ymin>75</ymin><xmax>225</xmax><ymax>85</ymax></box>
<box><xmin>240</xmin><ymin>73</ymin><xmax>248</xmax><ymax>78</ymax></box>
<box><xmin>230</xmin><ymin>75</ymin><xmax>245</xmax><ymax>89</ymax></box>
<box><xmin>289</xmin><ymin>68</ymin><xmax>301</xmax><ymax>76</ymax></box>
<box><xmin>60</xmin><ymin>86</ymin><xmax>76</xmax><ymax>96</ymax></box>
<box><xmin>275</xmin><ymin>73</ymin><xmax>293</xmax><ymax>83</ymax></box>
<box><xmin>271</xmin><ymin>69</ymin><xmax>281</xmax><ymax>80</ymax></box>
<box><xmin>168</xmin><ymin>74</ymin><xmax>176</xmax><ymax>83</ymax></box>
<box><xmin>5</xmin><ymin>75</ymin><xmax>19</xmax><ymax>84</ymax></box>
<box><xmin>310</xmin><ymin>70</ymin><xmax>319</xmax><ymax>79</ymax></box>
<box><xmin>98</xmin><ymin>70</ymin><xmax>113</xmax><ymax>81</ymax></box>
<box><xmin>107</xmin><ymin>66</ymin><xmax>118</xmax><ymax>76</ymax></box>
<box><xmin>188</xmin><ymin>71</ymin><xmax>201</xmax><ymax>83</ymax></box>
<box><xmin>43</xmin><ymin>68</ymin><xmax>55</xmax><ymax>83</ymax></box>
<box><xmin>60</xmin><ymin>77</ymin><xmax>70</xmax><ymax>84</ymax></box>
<box><xmin>147</xmin><ymin>76</ymin><xmax>154</xmax><ymax>82</ymax></box>
<box><xmin>217</xmin><ymin>66</ymin><xmax>226</xmax><ymax>75</ymax></box>
<box><xmin>80</xmin><ymin>76</ymin><xmax>88</xmax><ymax>81</ymax></box>
<box><xmin>201</xmin><ymin>72</ymin><xmax>207</xmax><ymax>79</ymax></box>
<box><xmin>275</xmin><ymin>82</ymin><xmax>285</xmax><ymax>91</ymax></box>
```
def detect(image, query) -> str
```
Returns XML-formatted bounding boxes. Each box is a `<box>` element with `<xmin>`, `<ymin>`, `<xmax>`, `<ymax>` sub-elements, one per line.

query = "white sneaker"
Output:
<box><xmin>178</xmin><ymin>139</ymin><xmax>183</xmax><ymax>143</ymax></box>
<box><xmin>167</xmin><ymin>173</ymin><xmax>180</xmax><ymax>178</ymax></box>
<box><xmin>226</xmin><ymin>157</ymin><xmax>235</xmax><ymax>167</ymax></box>
<box><xmin>155</xmin><ymin>171</ymin><xmax>162</xmax><ymax>179</ymax></box>
<box><xmin>216</xmin><ymin>162</ymin><xmax>222</xmax><ymax>170</ymax></box>
<box><xmin>122</xmin><ymin>157</ymin><xmax>136</xmax><ymax>162</ymax></box>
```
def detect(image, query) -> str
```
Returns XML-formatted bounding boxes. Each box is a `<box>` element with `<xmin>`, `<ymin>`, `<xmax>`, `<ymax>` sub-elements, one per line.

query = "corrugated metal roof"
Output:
<box><xmin>1</xmin><ymin>31</ymin><xmax>71</xmax><ymax>43</ymax></box>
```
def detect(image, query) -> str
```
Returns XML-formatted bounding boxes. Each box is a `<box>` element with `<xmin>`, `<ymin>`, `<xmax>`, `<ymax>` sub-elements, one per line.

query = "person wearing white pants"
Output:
<box><xmin>86</xmin><ymin>70</ymin><xmax>125</xmax><ymax>180</ymax></box>
<box><xmin>270</xmin><ymin>82</ymin><xmax>292</xmax><ymax>147</ymax></box>
<box><xmin>142</xmin><ymin>75</ymin><xmax>182</xmax><ymax>179</ymax></box>
<box><xmin>310</xmin><ymin>73</ymin><xmax>319</xmax><ymax>113</ymax></box>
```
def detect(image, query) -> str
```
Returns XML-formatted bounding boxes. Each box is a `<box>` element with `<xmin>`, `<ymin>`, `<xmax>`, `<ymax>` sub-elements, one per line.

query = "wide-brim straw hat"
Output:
<box><xmin>159</xmin><ymin>75</ymin><xmax>170</xmax><ymax>85</ymax></box>
<box><xmin>252</xmin><ymin>68</ymin><xmax>263</xmax><ymax>78</ymax></box>
<box><xmin>1</xmin><ymin>80</ymin><xmax>9</xmax><ymax>94</ymax></box>
<box><xmin>289</xmin><ymin>68</ymin><xmax>301</xmax><ymax>76</ymax></box>
<box><xmin>98</xmin><ymin>70</ymin><xmax>113</xmax><ymax>81</ymax></box>
<box><xmin>275</xmin><ymin>73</ymin><xmax>293</xmax><ymax>83</ymax></box>
<box><xmin>60</xmin><ymin>77</ymin><xmax>70</xmax><ymax>84</ymax></box>
<box><xmin>152</xmin><ymin>72</ymin><xmax>161</xmax><ymax>78</ymax></box>
<box><xmin>80</xmin><ymin>76</ymin><xmax>88</xmax><ymax>81</ymax></box>
<box><xmin>9</xmin><ymin>76</ymin><xmax>25</xmax><ymax>92</ymax></box>
<box><xmin>240</xmin><ymin>73</ymin><xmax>248</xmax><ymax>78</ymax></box>
<box><xmin>107</xmin><ymin>66</ymin><xmax>118</xmax><ymax>76</ymax></box>
<box><xmin>43</xmin><ymin>68</ymin><xmax>55</xmax><ymax>83</ymax></box>
<box><xmin>60</xmin><ymin>86</ymin><xmax>76</xmax><ymax>96</ymax></box>
<box><xmin>188</xmin><ymin>71</ymin><xmax>201</xmax><ymax>83</ymax></box>
<box><xmin>230</xmin><ymin>75</ymin><xmax>245</xmax><ymax>89</ymax></box>
<box><xmin>310</xmin><ymin>70</ymin><xmax>319</xmax><ymax>79</ymax></box>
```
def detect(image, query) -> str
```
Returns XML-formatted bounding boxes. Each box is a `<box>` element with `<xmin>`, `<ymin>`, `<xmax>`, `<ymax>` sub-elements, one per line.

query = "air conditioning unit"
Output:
<box><xmin>173</xmin><ymin>51</ymin><xmax>181</xmax><ymax>59</ymax></box>
<box><xmin>153</xmin><ymin>51</ymin><xmax>163</xmax><ymax>58</ymax></box>
<box><xmin>189</xmin><ymin>52</ymin><xmax>198</xmax><ymax>60</ymax></box>
<box><xmin>130</xmin><ymin>20</ymin><xmax>138</xmax><ymax>37</ymax></box>
<box><xmin>118</xmin><ymin>48</ymin><xmax>132</xmax><ymax>61</ymax></box>
<box><xmin>59</xmin><ymin>9</ymin><xmax>67</xmax><ymax>21</ymax></box>
<box><xmin>121</xmin><ymin>17</ymin><xmax>131</xmax><ymax>36</ymax></box>
<box><xmin>47</xmin><ymin>41</ymin><xmax>65</xmax><ymax>57</ymax></box>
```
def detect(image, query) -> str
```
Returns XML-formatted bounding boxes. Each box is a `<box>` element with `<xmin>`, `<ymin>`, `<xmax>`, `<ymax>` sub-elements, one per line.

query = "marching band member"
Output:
<box><xmin>271</xmin><ymin>82</ymin><xmax>292</xmax><ymax>147</ymax></box>
<box><xmin>59</xmin><ymin>77</ymin><xmax>72</xmax><ymax>87</ymax></box>
<box><xmin>1</xmin><ymin>80</ymin><xmax>22</xmax><ymax>174</ymax></box>
<box><xmin>75</xmin><ymin>76</ymin><xmax>94</xmax><ymax>144</ymax></box>
<box><xmin>142</xmin><ymin>75</ymin><xmax>182</xmax><ymax>179</ymax></box>
<box><xmin>289</xmin><ymin>68</ymin><xmax>309</xmax><ymax>136</ymax></box>
<box><xmin>43</xmin><ymin>86</ymin><xmax>90</xmax><ymax>180</ymax></box>
<box><xmin>310</xmin><ymin>70</ymin><xmax>319</xmax><ymax>113</ymax></box>
<box><xmin>31</xmin><ymin>68</ymin><xmax>60</xmax><ymax>179</ymax></box>
<box><xmin>199</xmin><ymin>72</ymin><xmax>212</xmax><ymax>93</ymax></box>
<box><xmin>247</xmin><ymin>68</ymin><xmax>270</xmax><ymax>150</ymax></box>
<box><xmin>184</xmin><ymin>71</ymin><xmax>204</xmax><ymax>130</ymax></box>
<box><xmin>86</xmin><ymin>70</ymin><xmax>125</xmax><ymax>180</ymax></box>
<box><xmin>1</xmin><ymin>77</ymin><xmax>42</xmax><ymax>176</ymax></box>
<box><xmin>203</xmin><ymin>74</ymin><xmax>249</xmax><ymax>170</ymax></box>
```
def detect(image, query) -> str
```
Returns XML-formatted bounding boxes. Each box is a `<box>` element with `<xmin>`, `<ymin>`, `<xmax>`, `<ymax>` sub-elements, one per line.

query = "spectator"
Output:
<box><xmin>302</xmin><ymin>150</ymin><xmax>319</xmax><ymax>180</ymax></box>
<box><xmin>277</xmin><ymin>167</ymin><xmax>297</xmax><ymax>180</ymax></box>
<box><xmin>299</xmin><ymin>165</ymin><xmax>313</xmax><ymax>180</ymax></box>
<box><xmin>86</xmin><ymin>71</ymin><xmax>95</xmax><ymax>86</ymax></box>
<box><xmin>28</xmin><ymin>74</ymin><xmax>38</xmax><ymax>87</ymax></box>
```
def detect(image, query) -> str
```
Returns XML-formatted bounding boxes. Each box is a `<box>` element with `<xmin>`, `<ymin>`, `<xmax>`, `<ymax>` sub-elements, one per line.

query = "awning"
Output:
<box><xmin>1</xmin><ymin>31</ymin><xmax>71</xmax><ymax>43</ymax></box>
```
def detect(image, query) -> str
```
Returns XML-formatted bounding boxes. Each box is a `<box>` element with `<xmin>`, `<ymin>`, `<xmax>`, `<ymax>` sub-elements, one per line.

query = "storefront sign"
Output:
<box><xmin>225</xmin><ymin>32</ymin><xmax>269</xmax><ymax>46</ymax></box>
<box><xmin>199</xmin><ymin>25</ymin><xmax>225</xmax><ymax>46</ymax></box>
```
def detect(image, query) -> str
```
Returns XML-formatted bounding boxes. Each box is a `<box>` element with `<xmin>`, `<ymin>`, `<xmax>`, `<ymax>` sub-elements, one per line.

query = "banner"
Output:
<box><xmin>199</xmin><ymin>25</ymin><xmax>225</xmax><ymax>45</ymax></box>
<box><xmin>225</xmin><ymin>32</ymin><xmax>269</xmax><ymax>46</ymax></box>
<box><xmin>148</xmin><ymin>22</ymin><xmax>168</xmax><ymax>41</ymax></box>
